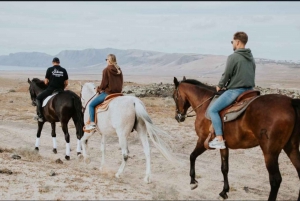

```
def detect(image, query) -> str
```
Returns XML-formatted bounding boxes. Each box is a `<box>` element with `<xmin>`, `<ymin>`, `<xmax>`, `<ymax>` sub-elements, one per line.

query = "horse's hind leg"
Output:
<box><xmin>35</xmin><ymin>121</ymin><xmax>45</xmax><ymax>151</ymax></box>
<box><xmin>219</xmin><ymin>148</ymin><xmax>230</xmax><ymax>199</ymax></box>
<box><xmin>136</xmin><ymin>122</ymin><xmax>151</xmax><ymax>183</ymax></box>
<box><xmin>284</xmin><ymin>139</ymin><xmax>300</xmax><ymax>200</ymax></box>
<box><xmin>115</xmin><ymin>130</ymin><xmax>129</xmax><ymax>179</ymax></box>
<box><xmin>51</xmin><ymin>122</ymin><xmax>57</xmax><ymax>154</ymax></box>
<box><xmin>61</xmin><ymin>122</ymin><xmax>71</xmax><ymax>160</ymax></box>
<box><xmin>72</xmin><ymin>117</ymin><xmax>82</xmax><ymax>156</ymax></box>
<box><xmin>264</xmin><ymin>153</ymin><xmax>282</xmax><ymax>201</ymax></box>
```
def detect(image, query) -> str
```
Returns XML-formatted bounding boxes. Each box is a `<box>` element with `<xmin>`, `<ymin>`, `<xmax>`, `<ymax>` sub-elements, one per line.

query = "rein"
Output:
<box><xmin>184</xmin><ymin>96</ymin><xmax>213</xmax><ymax>118</ymax></box>
<box><xmin>81</xmin><ymin>92</ymin><xmax>98</xmax><ymax>114</ymax></box>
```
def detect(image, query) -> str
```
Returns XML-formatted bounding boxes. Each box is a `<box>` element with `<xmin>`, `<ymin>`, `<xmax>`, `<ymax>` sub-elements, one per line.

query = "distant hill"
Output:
<box><xmin>0</xmin><ymin>48</ymin><xmax>300</xmax><ymax>86</ymax></box>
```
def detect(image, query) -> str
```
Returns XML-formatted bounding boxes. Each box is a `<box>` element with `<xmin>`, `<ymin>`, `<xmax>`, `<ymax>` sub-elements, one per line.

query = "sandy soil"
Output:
<box><xmin>0</xmin><ymin>73</ymin><xmax>299</xmax><ymax>200</ymax></box>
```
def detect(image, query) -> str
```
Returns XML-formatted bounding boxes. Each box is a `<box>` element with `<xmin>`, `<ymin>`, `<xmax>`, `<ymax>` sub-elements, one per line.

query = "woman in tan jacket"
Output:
<box><xmin>85</xmin><ymin>54</ymin><xmax>123</xmax><ymax>130</ymax></box>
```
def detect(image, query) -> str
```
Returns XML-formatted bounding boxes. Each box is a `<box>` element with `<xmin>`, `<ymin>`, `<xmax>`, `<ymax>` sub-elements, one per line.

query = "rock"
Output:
<box><xmin>0</xmin><ymin>168</ymin><xmax>13</xmax><ymax>175</ymax></box>
<box><xmin>9</xmin><ymin>101</ymin><xmax>13</xmax><ymax>103</ymax></box>
<box><xmin>55</xmin><ymin>158</ymin><xmax>63</xmax><ymax>164</ymax></box>
<box><xmin>49</xmin><ymin>170</ymin><xmax>56</xmax><ymax>176</ymax></box>
<box><xmin>11</xmin><ymin>154</ymin><xmax>21</xmax><ymax>159</ymax></box>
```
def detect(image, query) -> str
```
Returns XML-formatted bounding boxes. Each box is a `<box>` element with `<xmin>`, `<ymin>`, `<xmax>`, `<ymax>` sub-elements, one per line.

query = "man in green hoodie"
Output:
<box><xmin>208</xmin><ymin>31</ymin><xmax>256</xmax><ymax>149</ymax></box>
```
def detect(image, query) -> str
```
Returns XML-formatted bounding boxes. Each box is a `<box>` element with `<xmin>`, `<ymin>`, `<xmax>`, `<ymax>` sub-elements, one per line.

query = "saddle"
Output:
<box><xmin>83</xmin><ymin>93</ymin><xmax>123</xmax><ymax>133</ymax></box>
<box><xmin>204</xmin><ymin>90</ymin><xmax>261</xmax><ymax>149</ymax></box>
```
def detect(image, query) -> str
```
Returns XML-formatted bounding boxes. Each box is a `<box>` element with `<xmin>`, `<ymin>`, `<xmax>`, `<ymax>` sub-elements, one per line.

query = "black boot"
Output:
<box><xmin>35</xmin><ymin>99</ymin><xmax>44</xmax><ymax>122</ymax></box>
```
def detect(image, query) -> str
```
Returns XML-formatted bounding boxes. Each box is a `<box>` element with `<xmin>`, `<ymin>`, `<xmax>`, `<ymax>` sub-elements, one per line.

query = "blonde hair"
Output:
<box><xmin>107</xmin><ymin>54</ymin><xmax>121</xmax><ymax>74</ymax></box>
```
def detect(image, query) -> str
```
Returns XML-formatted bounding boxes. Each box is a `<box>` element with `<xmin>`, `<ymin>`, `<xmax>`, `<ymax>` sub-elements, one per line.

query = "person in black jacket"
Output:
<box><xmin>34</xmin><ymin>57</ymin><xmax>69</xmax><ymax>122</ymax></box>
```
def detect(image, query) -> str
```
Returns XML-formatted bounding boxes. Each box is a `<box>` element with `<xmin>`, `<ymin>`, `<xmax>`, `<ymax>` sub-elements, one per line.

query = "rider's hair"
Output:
<box><xmin>52</xmin><ymin>57</ymin><xmax>60</xmax><ymax>63</ymax></box>
<box><xmin>107</xmin><ymin>54</ymin><xmax>121</xmax><ymax>74</ymax></box>
<box><xmin>233</xmin><ymin>32</ymin><xmax>248</xmax><ymax>45</ymax></box>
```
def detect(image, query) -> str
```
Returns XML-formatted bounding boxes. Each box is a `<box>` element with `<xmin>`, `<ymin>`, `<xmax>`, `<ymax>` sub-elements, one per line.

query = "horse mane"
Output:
<box><xmin>181</xmin><ymin>79</ymin><xmax>216</xmax><ymax>91</ymax></box>
<box><xmin>31</xmin><ymin>78</ymin><xmax>47</xmax><ymax>90</ymax></box>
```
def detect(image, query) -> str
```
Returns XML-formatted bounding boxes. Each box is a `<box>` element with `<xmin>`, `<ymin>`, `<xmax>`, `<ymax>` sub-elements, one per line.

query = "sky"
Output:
<box><xmin>0</xmin><ymin>1</ymin><xmax>299</xmax><ymax>61</ymax></box>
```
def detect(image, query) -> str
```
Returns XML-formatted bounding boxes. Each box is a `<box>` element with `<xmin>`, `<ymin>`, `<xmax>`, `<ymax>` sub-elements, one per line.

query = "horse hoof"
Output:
<box><xmin>144</xmin><ymin>176</ymin><xmax>151</xmax><ymax>184</ymax></box>
<box><xmin>77</xmin><ymin>152</ymin><xmax>81</xmax><ymax>156</ymax></box>
<box><xmin>190</xmin><ymin>183</ymin><xmax>198</xmax><ymax>190</ymax></box>
<box><xmin>53</xmin><ymin>148</ymin><xmax>57</xmax><ymax>154</ymax></box>
<box><xmin>115</xmin><ymin>173</ymin><xmax>121</xmax><ymax>179</ymax></box>
<box><xmin>65</xmin><ymin>155</ymin><xmax>70</xmax><ymax>160</ymax></box>
<box><xmin>34</xmin><ymin>147</ymin><xmax>39</xmax><ymax>151</ymax></box>
<box><xmin>84</xmin><ymin>158</ymin><xmax>91</xmax><ymax>164</ymax></box>
<box><xmin>219</xmin><ymin>192</ymin><xmax>228</xmax><ymax>200</ymax></box>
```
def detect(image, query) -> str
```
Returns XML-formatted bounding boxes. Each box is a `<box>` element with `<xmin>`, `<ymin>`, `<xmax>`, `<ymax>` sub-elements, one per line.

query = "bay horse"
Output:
<box><xmin>79</xmin><ymin>82</ymin><xmax>179</xmax><ymax>183</ymax></box>
<box><xmin>28</xmin><ymin>78</ymin><xmax>84</xmax><ymax>160</ymax></box>
<box><xmin>172</xmin><ymin>76</ymin><xmax>300</xmax><ymax>201</ymax></box>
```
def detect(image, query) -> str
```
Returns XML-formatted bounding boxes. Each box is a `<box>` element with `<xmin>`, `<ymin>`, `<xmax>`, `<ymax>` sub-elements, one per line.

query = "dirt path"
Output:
<box><xmin>0</xmin><ymin>76</ymin><xmax>299</xmax><ymax>200</ymax></box>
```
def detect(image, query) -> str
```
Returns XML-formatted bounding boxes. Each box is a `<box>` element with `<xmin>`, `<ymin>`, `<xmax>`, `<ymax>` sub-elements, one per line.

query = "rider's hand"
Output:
<box><xmin>216</xmin><ymin>86</ymin><xmax>221</xmax><ymax>92</ymax></box>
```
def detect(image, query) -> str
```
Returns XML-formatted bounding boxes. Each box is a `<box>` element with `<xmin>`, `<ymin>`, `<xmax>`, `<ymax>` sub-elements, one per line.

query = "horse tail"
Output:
<box><xmin>72</xmin><ymin>95</ymin><xmax>84</xmax><ymax>139</ymax></box>
<box><xmin>133</xmin><ymin>98</ymin><xmax>182</xmax><ymax>166</ymax></box>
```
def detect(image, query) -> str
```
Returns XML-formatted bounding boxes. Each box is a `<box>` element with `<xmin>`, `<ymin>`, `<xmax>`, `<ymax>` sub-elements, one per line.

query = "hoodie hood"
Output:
<box><xmin>234</xmin><ymin>48</ymin><xmax>253</xmax><ymax>61</ymax></box>
<box><xmin>107</xmin><ymin>64</ymin><xmax>122</xmax><ymax>75</ymax></box>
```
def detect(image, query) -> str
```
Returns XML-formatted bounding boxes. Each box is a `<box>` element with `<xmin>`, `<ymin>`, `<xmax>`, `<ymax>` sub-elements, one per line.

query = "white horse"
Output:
<box><xmin>79</xmin><ymin>82</ymin><xmax>178</xmax><ymax>183</ymax></box>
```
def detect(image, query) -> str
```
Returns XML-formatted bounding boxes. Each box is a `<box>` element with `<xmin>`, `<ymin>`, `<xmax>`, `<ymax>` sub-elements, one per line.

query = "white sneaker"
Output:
<box><xmin>208</xmin><ymin>138</ymin><xmax>226</xmax><ymax>149</ymax></box>
<box><xmin>85</xmin><ymin>124</ymin><xmax>96</xmax><ymax>131</ymax></box>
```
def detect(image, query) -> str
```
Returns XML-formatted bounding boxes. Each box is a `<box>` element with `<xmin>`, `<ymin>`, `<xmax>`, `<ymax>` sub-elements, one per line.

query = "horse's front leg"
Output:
<box><xmin>219</xmin><ymin>148</ymin><xmax>230</xmax><ymax>199</ymax></box>
<box><xmin>51</xmin><ymin>122</ymin><xmax>57</xmax><ymax>154</ymax></box>
<box><xmin>80</xmin><ymin>131</ymin><xmax>95</xmax><ymax>164</ymax></box>
<box><xmin>35</xmin><ymin>121</ymin><xmax>45</xmax><ymax>151</ymax></box>
<box><xmin>190</xmin><ymin>138</ymin><xmax>207</xmax><ymax>190</ymax></box>
<box><xmin>61</xmin><ymin>122</ymin><xmax>70</xmax><ymax>160</ymax></box>
<box><xmin>99</xmin><ymin>133</ymin><xmax>106</xmax><ymax>171</ymax></box>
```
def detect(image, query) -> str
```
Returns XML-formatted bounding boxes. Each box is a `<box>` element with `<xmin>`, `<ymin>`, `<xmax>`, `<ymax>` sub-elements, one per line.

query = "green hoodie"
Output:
<box><xmin>218</xmin><ymin>48</ymin><xmax>256</xmax><ymax>89</ymax></box>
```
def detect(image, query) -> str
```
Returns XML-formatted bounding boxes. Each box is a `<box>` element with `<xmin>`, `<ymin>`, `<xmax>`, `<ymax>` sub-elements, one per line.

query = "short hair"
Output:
<box><xmin>52</xmin><ymin>57</ymin><xmax>60</xmax><ymax>63</ymax></box>
<box><xmin>233</xmin><ymin>32</ymin><xmax>248</xmax><ymax>45</ymax></box>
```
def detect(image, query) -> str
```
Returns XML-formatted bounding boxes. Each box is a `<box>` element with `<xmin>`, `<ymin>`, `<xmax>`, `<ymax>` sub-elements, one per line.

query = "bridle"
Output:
<box><xmin>174</xmin><ymin>83</ymin><xmax>213</xmax><ymax>118</ymax></box>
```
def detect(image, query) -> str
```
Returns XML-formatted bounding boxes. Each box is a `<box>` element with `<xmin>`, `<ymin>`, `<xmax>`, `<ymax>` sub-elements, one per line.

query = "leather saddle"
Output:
<box><xmin>204</xmin><ymin>89</ymin><xmax>261</xmax><ymax>149</ymax></box>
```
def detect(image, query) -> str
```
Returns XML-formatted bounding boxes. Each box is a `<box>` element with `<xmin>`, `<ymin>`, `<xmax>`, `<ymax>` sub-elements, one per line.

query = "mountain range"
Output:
<box><xmin>0</xmin><ymin>48</ymin><xmax>300</xmax><ymax>88</ymax></box>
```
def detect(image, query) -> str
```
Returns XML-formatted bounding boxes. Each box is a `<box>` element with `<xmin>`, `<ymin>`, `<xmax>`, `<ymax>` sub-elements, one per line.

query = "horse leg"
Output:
<box><xmin>99</xmin><ymin>134</ymin><xmax>106</xmax><ymax>171</ymax></box>
<box><xmin>190</xmin><ymin>138</ymin><xmax>206</xmax><ymax>190</ymax></box>
<box><xmin>35</xmin><ymin>121</ymin><xmax>45</xmax><ymax>151</ymax></box>
<box><xmin>80</xmin><ymin>131</ymin><xmax>95</xmax><ymax>164</ymax></box>
<box><xmin>284</xmin><ymin>141</ymin><xmax>300</xmax><ymax>200</ymax></box>
<box><xmin>219</xmin><ymin>148</ymin><xmax>230</xmax><ymax>199</ymax></box>
<box><xmin>72</xmin><ymin>117</ymin><xmax>82</xmax><ymax>156</ymax></box>
<box><xmin>61</xmin><ymin>122</ymin><xmax>71</xmax><ymax>160</ymax></box>
<box><xmin>51</xmin><ymin>122</ymin><xmax>57</xmax><ymax>154</ymax></box>
<box><xmin>136</xmin><ymin>123</ymin><xmax>151</xmax><ymax>183</ymax></box>
<box><xmin>264</xmin><ymin>153</ymin><xmax>282</xmax><ymax>201</ymax></box>
<box><xmin>115</xmin><ymin>130</ymin><xmax>129</xmax><ymax>179</ymax></box>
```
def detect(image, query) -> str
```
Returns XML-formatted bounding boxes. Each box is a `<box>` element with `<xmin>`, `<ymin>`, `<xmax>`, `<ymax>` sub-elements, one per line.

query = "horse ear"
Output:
<box><xmin>79</xmin><ymin>81</ymin><xmax>83</xmax><ymax>89</ymax></box>
<box><xmin>174</xmin><ymin>77</ymin><xmax>179</xmax><ymax>87</ymax></box>
<box><xmin>28</xmin><ymin>78</ymin><xmax>31</xmax><ymax>84</ymax></box>
<box><xmin>183</xmin><ymin>76</ymin><xmax>186</xmax><ymax>81</ymax></box>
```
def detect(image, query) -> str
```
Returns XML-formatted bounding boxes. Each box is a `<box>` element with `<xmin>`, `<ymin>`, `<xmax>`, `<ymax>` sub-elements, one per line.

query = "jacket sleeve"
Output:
<box><xmin>218</xmin><ymin>55</ymin><xmax>235</xmax><ymax>88</ymax></box>
<box><xmin>97</xmin><ymin>68</ymin><xmax>109</xmax><ymax>92</ymax></box>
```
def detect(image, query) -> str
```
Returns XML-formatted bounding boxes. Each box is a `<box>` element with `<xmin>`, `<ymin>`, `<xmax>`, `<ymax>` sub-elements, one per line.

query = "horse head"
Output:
<box><xmin>80</xmin><ymin>82</ymin><xmax>97</xmax><ymax>109</ymax></box>
<box><xmin>173</xmin><ymin>76</ymin><xmax>190</xmax><ymax>123</ymax></box>
<box><xmin>27</xmin><ymin>78</ymin><xmax>47</xmax><ymax>106</ymax></box>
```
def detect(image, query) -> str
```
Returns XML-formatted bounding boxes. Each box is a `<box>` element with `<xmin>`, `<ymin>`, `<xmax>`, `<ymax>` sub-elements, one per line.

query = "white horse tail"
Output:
<box><xmin>134</xmin><ymin>99</ymin><xmax>180</xmax><ymax>165</ymax></box>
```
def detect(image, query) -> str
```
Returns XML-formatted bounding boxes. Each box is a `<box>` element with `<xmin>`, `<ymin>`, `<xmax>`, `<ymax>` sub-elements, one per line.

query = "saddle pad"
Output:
<box><xmin>95</xmin><ymin>93</ymin><xmax>123</xmax><ymax>113</ymax></box>
<box><xmin>205</xmin><ymin>95</ymin><xmax>260</xmax><ymax>122</ymax></box>
<box><xmin>42</xmin><ymin>93</ymin><xmax>58</xmax><ymax>107</ymax></box>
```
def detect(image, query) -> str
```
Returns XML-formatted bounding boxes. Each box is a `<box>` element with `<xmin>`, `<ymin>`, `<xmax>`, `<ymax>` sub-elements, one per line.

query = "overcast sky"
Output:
<box><xmin>1</xmin><ymin>1</ymin><xmax>299</xmax><ymax>61</ymax></box>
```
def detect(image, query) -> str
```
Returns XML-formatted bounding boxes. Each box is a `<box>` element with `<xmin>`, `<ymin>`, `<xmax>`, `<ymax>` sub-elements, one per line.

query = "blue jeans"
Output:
<box><xmin>207</xmin><ymin>87</ymin><xmax>253</xmax><ymax>136</ymax></box>
<box><xmin>89</xmin><ymin>92</ymin><xmax>108</xmax><ymax>122</ymax></box>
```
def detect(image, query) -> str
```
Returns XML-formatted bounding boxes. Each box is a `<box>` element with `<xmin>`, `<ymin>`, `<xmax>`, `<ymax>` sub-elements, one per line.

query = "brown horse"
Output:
<box><xmin>172</xmin><ymin>76</ymin><xmax>300</xmax><ymax>201</ymax></box>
